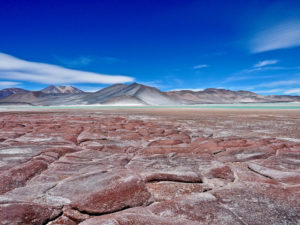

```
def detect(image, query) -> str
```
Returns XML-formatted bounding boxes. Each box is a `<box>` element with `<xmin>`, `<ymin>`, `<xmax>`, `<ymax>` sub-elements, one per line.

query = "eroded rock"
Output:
<box><xmin>0</xmin><ymin>112</ymin><xmax>299</xmax><ymax>225</ymax></box>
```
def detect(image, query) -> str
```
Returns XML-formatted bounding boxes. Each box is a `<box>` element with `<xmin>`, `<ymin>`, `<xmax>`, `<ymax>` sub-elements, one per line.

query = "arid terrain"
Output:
<box><xmin>0</xmin><ymin>108</ymin><xmax>299</xmax><ymax>225</ymax></box>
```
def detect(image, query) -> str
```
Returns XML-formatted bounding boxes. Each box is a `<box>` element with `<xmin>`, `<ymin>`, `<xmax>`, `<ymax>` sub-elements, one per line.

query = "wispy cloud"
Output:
<box><xmin>139</xmin><ymin>80</ymin><xmax>169</xmax><ymax>89</ymax></box>
<box><xmin>223</xmin><ymin>74</ymin><xmax>277</xmax><ymax>83</ymax></box>
<box><xmin>284</xmin><ymin>88</ymin><xmax>300</xmax><ymax>95</ymax></box>
<box><xmin>0</xmin><ymin>81</ymin><xmax>20</xmax><ymax>89</ymax></box>
<box><xmin>0</xmin><ymin>53</ymin><xmax>134</xmax><ymax>84</ymax></box>
<box><xmin>254</xmin><ymin>60</ymin><xmax>278</xmax><ymax>68</ymax></box>
<box><xmin>100</xmin><ymin>57</ymin><xmax>120</xmax><ymax>64</ymax></box>
<box><xmin>193</xmin><ymin>64</ymin><xmax>208</xmax><ymax>69</ymax></box>
<box><xmin>76</xmin><ymin>86</ymin><xmax>104</xmax><ymax>93</ymax></box>
<box><xmin>169</xmin><ymin>88</ymin><xmax>203</xmax><ymax>92</ymax></box>
<box><xmin>223</xmin><ymin>60</ymin><xmax>300</xmax><ymax>84</ymax></box>
<box><xmin>55</xmin><ymin>56</ymin><xmax>119</xmax><ymax>67</ymax></box>
<box><xmin>254</xmin><ymin>79</ymin><xmax>300</xmax><ymax>88</ymax></box>
<box><xmin>56</xmin><ymin>56</ymin><xmax>93</xmax><ymax>67</ymax></box>
<box><xmin>254</xmin><ymin>89</ymin><xmax>284</xmax><ymax>94</ymax></box>
<box><xmin>250</xmin><ymin>20</ymin><xmax>300</xmax><ymax>53</ymax></box>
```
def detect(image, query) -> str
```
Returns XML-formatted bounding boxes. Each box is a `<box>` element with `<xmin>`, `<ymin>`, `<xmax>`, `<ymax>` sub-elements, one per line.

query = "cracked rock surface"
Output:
<box><xmin>0</xmin><ymin>110</ymin><xmax>299</xmax><ymax>225</ymax></box>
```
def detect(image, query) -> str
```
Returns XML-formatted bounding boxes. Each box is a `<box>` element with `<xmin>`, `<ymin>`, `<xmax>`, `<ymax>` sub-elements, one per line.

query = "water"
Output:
<box><xmin>1</xmin><ymin>102</ymin><xmax>300</xmax><ymax>111</ymax></box>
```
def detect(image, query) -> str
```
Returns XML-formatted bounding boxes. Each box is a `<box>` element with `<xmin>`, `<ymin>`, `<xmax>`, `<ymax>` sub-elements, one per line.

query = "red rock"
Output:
<box><xmin>80</xmin><ymin>213</ymin><xmax>197</xmax><ymax>225</ymax></box>
<box><xmin>147</xmin><ymin>193</ymin><xmax>245</xmax><ymax>224</ymax></box>
<box><xmin>191</xmin><ymin>138</ymin><xmax>224</xmax><ymax>154</ymax></box>
<box><xmin>148</xmin><ymin>139</ymin><xmax>184</xmax><ymax>146</ymax></box>
<box><xmin>248</xmin><ymin>162</ymin><xmax>300</xmax><ymax>185</ymax></box>
<box><xmin>0</xmin><ymin>203</ymin><xmax>61</xmax><ymax>225</ymax></box>
<box><xmin>229</xmin><ymin>164</ymin><xmax>280</xmax><ymax>185</ymax></box>
<box><xmin>212</xmin><ymin>183</ymin><xmax>300</xmax><ymax>225</ymax></box>
<box><xmin>46</xmin><ymin>170</ymin><xmax>152</xmax><ymax>214</ymax></box>
<box><xmin>77</xmin><ymin>128</ymin><xmax>108</xmax><ymax>144</ymax></box>
<box><xmin>217</xmin><ymin>138</ymin><xmax>248</xmax><ymax>148</ymax></box>
<box><xmin>126</xmin><ymin>154</ymin><xmax>203</xmax><ymax>182</ymax></box>
<box><xmin>28</xmin><ymin>151</ymin><xmax>132</xmax><ymax>184</ymax></box>
<box><xmin>216</xmin><ymin>146</ymin><xmax>276</xmax><ymax>162</ymax></box>
<box><xmin>146</xmin><ymin>181</ymin><xmax>204</xmax><ymax>201</ymax></box>
<box><xmin>62</xmin><ymin>206</ymin><xmax>91</xmax><ymax>223</ymax></box>
<box><xmin>0</xmin><ymin>112</ymin><xmax>299</xmax><ymax>225</ymax></box>
<box><xmin>0</xmin><ymin>159</ymin><xmax>48</xmax><ymax>194</ymax></box>
<box><xmin>205</xmin><ymin>165</ymin><xmax>235</xmax><ymax>181</ymax></box>
<box><xmin>48</xmin><ymin>215</ymin><xmax>77</xmax><ymax>225</ymax></box>
<box><xmin>79</xmin><ymin>207</ymin><xmax>198</xmax><ymax>225</ymax></box>
<box><xmin>140</xmin><ymin>146</ymin><xmax>192</xmax><ymax>155</ymax></box>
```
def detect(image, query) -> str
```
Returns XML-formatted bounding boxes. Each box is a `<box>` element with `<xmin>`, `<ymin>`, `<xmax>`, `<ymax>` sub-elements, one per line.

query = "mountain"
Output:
<box><xmin>0</xmin><ymin>88</ymin><xmax>29</xmax><ymax>99</ymax></box>
<box><xmin>0</xmin><ymin>83</ymin><xmax>299</xmax><ymax>106</ymax></box>
<box><xmin>167</xmin><ymin>88</ymin><xmax>270</xmax><ymax>103</ymax></box>
<box><xmin>81</xmin><ymin>82</ymin><xmax>184</xmax><ymax>105</ymax></box>
<box><xmin>267</xmin><ymin>95</ymin><xmax>300</xmax><ymax>102</ymax></box>
<box><xmin>0</xmin><ymin>91</ymin><xmax>89</xmax><ymax>106</ymax></box>
<box><xmin>41</xmin><ymin>85</ymin><xmax>83</xmax><ymax>94</ymax></box>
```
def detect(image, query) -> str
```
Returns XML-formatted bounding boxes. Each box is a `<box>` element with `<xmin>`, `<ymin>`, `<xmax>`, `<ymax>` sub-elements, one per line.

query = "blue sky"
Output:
<box><xmin>0</xmin><ymin>0</ymin><xmax>300</xmax><ymax>95</ymax></box>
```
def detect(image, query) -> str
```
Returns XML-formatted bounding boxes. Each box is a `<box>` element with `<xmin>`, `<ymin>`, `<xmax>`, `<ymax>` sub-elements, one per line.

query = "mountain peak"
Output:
<box><xmin>41</xmin><ymin>85</ymin><xmax>83</xmax><ymax>94</ymax></box>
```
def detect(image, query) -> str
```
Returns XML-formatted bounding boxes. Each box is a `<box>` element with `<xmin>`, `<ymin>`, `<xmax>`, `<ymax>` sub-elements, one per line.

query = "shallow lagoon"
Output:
<box><xmin>1</xmin><ymin>102</ymin><xmax>300</xmax><ymax>111</ymax></box>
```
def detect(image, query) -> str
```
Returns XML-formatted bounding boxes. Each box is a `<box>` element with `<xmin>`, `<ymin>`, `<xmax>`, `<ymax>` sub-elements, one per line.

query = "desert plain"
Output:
<box><xmin>0</xmin><ymin>108</ymin><xmax>299</xmax><ymax>225</ymax></box>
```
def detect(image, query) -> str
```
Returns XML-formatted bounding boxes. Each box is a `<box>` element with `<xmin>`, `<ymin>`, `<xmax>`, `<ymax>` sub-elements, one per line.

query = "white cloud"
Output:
<box><xmin>0</xmin><ymin>53</ymin><xmax>134</xmax><ymax>84</ymax></box>
<box><xmin>254</xmin><ymin>60</ymin><xmax>278</xmax><ymax>68</ymax></box>
<box><xmin>284</xmin><ymin>88</ymin><xmax>300</xmax><ymax>95</ymax></box>
<box><xmin>193</xmin><ymin>64</ymin><xmax>208</xmax><ymax>69</ymax></box>
<box><xmin>0</xmin><ymin>81</ymin><xmax>20</xmax><ymax>89</ymax></box>
<box><xmin>251</xmin><ymin>20</ymin><xmax>300</xmax><ymax>53</ymax></box>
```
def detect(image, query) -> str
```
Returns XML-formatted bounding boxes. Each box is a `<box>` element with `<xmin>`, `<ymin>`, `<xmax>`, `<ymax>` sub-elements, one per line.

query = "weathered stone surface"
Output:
<box><xmin>0</xmin><ymin>203</ymin><xmax>61</xmax><ymax>225</ymax></box>
<box><xmin>48</xmin><ymin>216</ymin><xmax>77</xmax><ymax>225</ymax></box>
<box><xmin>79</xmin><ymin>207</ymin><xmax>198</xmax><ymax>225</ymax></box>
<box><xmin>147</xmin><ymin>193</ymin><xmax>245</xmax><ymax>224</ymax></box>
<box><xmin>0</xmin><ymin>111</ymin><xmax>299</xmax><ymax>224</ymax></box>
<box><xmin>126</xmin><ymin>154</ymin><xmax>203</xmax><ymax>182</ymax></box>
<box><xmin>212</xmin><ymin>183</ymin><xmax>300</xmax><ymax>225</ymax></box>
<box><xmin>248</xmin><ymin>162</ymin><xmax>300</xmax><ymax>185</ymax></box>
<box><xmin>146</xmin><ymin>181</ymin><xmax>204</xmax><ymax>201</ymax></box>
<box><xmin>0</xmin><ymin>159</ymin><xmax>48</xmax><ymax>194</ymax></box>
<box><xmin>47</xmin><ymin>170</ymin><xmax>153</xmax><ymax>214</ymax></box>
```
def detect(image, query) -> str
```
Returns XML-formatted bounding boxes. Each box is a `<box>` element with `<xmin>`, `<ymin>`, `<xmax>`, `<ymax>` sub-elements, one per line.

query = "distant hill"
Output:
<box><xmin>41</xmin><ymin>85</ymin><xmax>83</xmax><ymax>94</ymax></box>
<box><xmin>0</xmin><ymin>88</ymin><xmax>29</xmax><ymax>99</ymax></box>
<box><xmin>167</xmin><ymin>88</ymin><xmax>269</xmax><ymax>103</ymax></box>
<box><xmin>0</xmin><ymin>83</ymin><xmax>299</xmax><ymax>106</ymax></box>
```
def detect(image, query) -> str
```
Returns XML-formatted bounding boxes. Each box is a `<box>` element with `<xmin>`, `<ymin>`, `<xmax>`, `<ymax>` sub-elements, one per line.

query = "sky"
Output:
<box><xmin>0</xmin><ymin>0</ymin><xmax>300</xmax><ymax>95</ymax></box>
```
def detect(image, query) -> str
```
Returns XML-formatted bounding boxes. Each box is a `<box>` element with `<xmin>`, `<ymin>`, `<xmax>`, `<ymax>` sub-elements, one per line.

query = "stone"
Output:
<box><xmin>0</xmin><ymin>203</ymin><xmax>61</xmax><ymax>225</ymax></box>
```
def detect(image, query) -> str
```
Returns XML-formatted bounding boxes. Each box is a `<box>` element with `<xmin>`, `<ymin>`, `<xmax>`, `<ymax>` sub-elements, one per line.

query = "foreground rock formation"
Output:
<box><xmin>0</xmin><ymin>110</ymin><xmax>299</xmax><ymax>224</ymax></box>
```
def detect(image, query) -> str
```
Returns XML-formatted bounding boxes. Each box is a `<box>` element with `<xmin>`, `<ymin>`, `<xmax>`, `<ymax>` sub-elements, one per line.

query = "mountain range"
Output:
<box><xmin>0</xmin><ymin>83</ymin><xmax>299</xmax><ymax>106</ymax></box>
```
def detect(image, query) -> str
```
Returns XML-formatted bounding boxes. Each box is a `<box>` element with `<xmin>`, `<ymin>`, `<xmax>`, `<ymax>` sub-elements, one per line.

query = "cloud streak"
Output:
<box><xmin>0</xmin><ymin>53</ymin><xmax>134</xmax><ymax>85</ymax></box>
<box><xmin>284</xmin><ymin>88</ymin><xmax>300</xmax><ymax>95</ymax></box>
<box><xmin>0</xmin><ymin>81</ymin><xmax>20</xmax><ymax>88</ymax></box>
<box><xmin>254</xmin><ymin>60</ymin><xmax>278</xmax><ymax>68</ymax></box>
<box><xmin>56</xmin><ymin>56</ymin><xmax>93</xmax><ymax>67</ymax></box>
<box><xmin>254</xmin><ymin>79</ymin><xmax>300</xmax><ymax>88</ymax></box>
<box><xmin>193</xmin><ymin>64</ymin><xmax>208</xmax><ymax>69</ymax></box>
<box><xmin>250</xmin><ymin>20</ymin><xmax>300</xmax><ymax>53</ymax></box>
<box><xmin>170</xmin><ymin>88</ymin><xmax>204</xmax><ymax>92</ymax></box>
